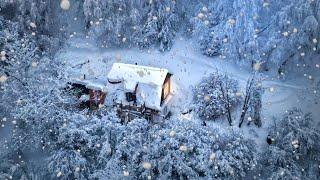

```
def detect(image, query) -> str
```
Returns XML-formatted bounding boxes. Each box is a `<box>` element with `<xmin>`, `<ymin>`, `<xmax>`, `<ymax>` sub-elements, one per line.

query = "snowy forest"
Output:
<box><xmin>0</xmin><ymin>0</ymin><xmax>320</xmax><ymax>179</ymax></box>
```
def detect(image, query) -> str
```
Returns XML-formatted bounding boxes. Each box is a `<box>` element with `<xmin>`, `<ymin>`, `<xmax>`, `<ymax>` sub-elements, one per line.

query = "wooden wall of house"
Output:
<box><xmin>89</xmin><ymin>89</ymin><xmax>106</xmax><ymax>106</ymax></box>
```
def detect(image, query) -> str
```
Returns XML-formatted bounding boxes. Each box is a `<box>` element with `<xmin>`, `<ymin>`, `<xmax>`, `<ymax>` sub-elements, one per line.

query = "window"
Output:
<box><xmin>125</xmin><ymin>92</ymin><xmax>136</xmax><ymax>102</ymax></box>
<box><xmin>163</xmin><ymin>80</ymin><xmax>170</xmax><ymax>100</ymax></box>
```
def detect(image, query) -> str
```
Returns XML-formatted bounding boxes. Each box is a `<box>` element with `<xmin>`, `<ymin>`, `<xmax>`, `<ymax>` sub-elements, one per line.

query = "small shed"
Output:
<box><xmin>107</xmin><ymin>63</ymin><xmax>172</xmax><ymax>120</ymax></box>
<box><xmin>71</xmin><ymin>78</ymin><xmax>107</xmax><ymax>107</ymax></box>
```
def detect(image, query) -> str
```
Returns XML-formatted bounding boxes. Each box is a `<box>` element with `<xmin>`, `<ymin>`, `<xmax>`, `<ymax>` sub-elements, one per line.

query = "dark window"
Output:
<box><xmin>125</xmin><ymin>92</ymin><xmax>136</xmax><ymax>102</ymax></box>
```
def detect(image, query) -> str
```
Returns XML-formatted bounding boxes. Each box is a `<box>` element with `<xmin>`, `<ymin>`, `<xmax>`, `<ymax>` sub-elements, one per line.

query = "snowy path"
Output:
<box><xmin>56</xmin><ymin>36</ymin><xmax>320</xmax><ymax>149</ymax></box>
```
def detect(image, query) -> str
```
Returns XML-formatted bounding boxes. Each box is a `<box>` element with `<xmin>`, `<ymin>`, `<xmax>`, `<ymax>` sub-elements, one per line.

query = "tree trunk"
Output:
<box><xmin>220</xmin><ymin>82</ymin><xmax>232</xmax><ymax>126</ymax></box>
<box><xmin>239</xmin><ymin>75</ymin><xmax>254</xmax><ymax>128</ymax></box>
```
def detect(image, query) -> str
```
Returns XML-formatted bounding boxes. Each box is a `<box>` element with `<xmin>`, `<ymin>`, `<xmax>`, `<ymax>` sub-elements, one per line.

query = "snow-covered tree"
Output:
<box><xmin>48</xmin><ymin>150</ymin><xmax>89</xmax><ymax>180</ymax></box>
<box><xmin>261</xmin><ymin>108</ymin><xmax>320</xmax><ymax>179</ymax></box>
<box><xmin>193</xmin><ymin>71</ymin><xmax>241</xmax><ymax>124</ymax></box>
<box><xmin>93</xmin><ymin>118</ymin><xmax>257</xmax><ymax>179</ymax></box>
<box><xmin>83</xmin><ymin>0</ymin><xmax>142</xmax><ymax>48</ymax></box>
<box><xmin>0</xmin><ymin>16</ymin><xmax>41</xmax><ymax>135</ymax></box>
<box><xmin>135</xmin><ymin>0</ymin><xmax>179</xmax><ymax>51</ymax></box>
<box><xmin>239</xmin><ymin>73</ymin><xmax>264</xmax><ymax>127</ymax></box>
<box><xmin>0</xmin><ymin>15</ymin><xmax>69</xmax><ymax>179</ymax></box>
<box><xmin>247</xmin><ymin>81</ymin><xmax>263</xmax><ymax>127</ymax></box>
<box><xmin>11</xmin><ymin>54</ymin><xmax>76</xmax><ymax>151</ymax></box>
<box><xmin>47</xmin><ymin>112</ymin><xmax>123</xmax><ymax>179</ymax></box>
<box><xmin>191</xmin><ymin>0</ymin><xmax>320</xmax><ymax>73</ymax></box>
<box><xmin>82</xmin><ymin>0</ymin><xmax>180</xmax><ymax>51</ymax></box>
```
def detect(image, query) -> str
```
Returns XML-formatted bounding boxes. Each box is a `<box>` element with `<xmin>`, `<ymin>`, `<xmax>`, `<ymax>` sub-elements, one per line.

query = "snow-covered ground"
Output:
<box><xmin>56</xmin><ymin>35</ymin><xmax>320</xmax><ymax>149</ymax></box>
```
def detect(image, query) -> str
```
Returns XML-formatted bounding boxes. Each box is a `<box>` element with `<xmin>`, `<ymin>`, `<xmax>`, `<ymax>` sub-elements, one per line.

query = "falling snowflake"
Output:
<box><xmin>197</xmin><ymin>12</ymin><xmax>204</xmax><ymax>19</ymax></box>
<box><xmin>204</xmin><ymin>20</ymin><xmax>209</xmax><ymax>26</ymax></box>
<box><xmin>60</xmin><ymin>0</ymin><xmax>70</xmax><ymax>10</ymax></box>
<box><xmin>204</xmin><ymin>95</ymin><xmax>210</xmax><ymax>101</ymax></box>
<box><xmin>313</xmin><ymin>38</ymin><xmax>317</xmax><ymax>44</ymax></box>
<box><xmin>57</xmin><ymin>171</ymin><xmax>62</xmax><ymax>177</ymax></box>
<box><xmin>75</xmin><ymin>167</ymin><xmax>80</xmax><ymax>172</ymax></box>
<box><xmin>300</xmin><ymin>52</ymin><xmax>305</xmax><ymax>57</ymax></box>
<box><xmin>293</xmin><ymin>28</ymin><xmax>298</xmax><ymax>33</ymax></box>
<box><xmin>31</xmin><ymin>61</ymin><xmax>38</xmax><ymax>67</ymax></box>
<box><xmin>0</xmin><ymin>50</ymin><xmax>6</xmax><ymax>56</ymax></box>
<box><xmin>165</xmin><ymin>7</ymin><xmax>170</xmax><ymax>12</ymax></box>
<box><xmin>0</xmin><ymin>75</ymin><xmax>8</xmax><ymax>83</ymax></box>
<box><xmin>269</xmin><ymin>87</ymin><xmax>275</xmax><ymax>92</ymax></box>
<box><xmin>202</xmin><ymin>6</ymin><xmax>208</xmax><ymax>12</ymax></box>
<box><xmin>169</xmin><ymin>130</ymin><xmax>176</xmax><ymax>137</ymax></box>
<box><xmin>282</xmin><ymin>31</ymin><xmax>289</xmax><ymax>37</ymax></box>
<box><xmin>223</xmin><ymin>38</ymin><xmax>228</xmax><ymax>43</ymax></box>
<box><xmin>142</xmin><ymin>162</ymin><xmax>152</xmax><ymax>169</ymax></box>
<box><xmin>209</xmin><ymin>153</ymin><xmax>216</xmax><ymax>160</ymax></box>
<box><xmin>123</xmin><ymin>170</ymin><xmax>129</xmax><ymax>176</ymax></box>
<box><xmin>30</xmin><ymin>22</ymin><xmax>36</xmax><ymax>28</ymax></box>
<box><xmin>291</xmin><ymin>139</ymin><xmax>299</xmax><ymax>149</ymax></box>
<box><xmin>235</xmin><ymin>91</ymin><xmax>242</xmax><ymax>97</ymax></box>
<box><xmin>228</xmin><ymin>18</ymin><xmax>236</xmax><ymax>25</ymax></box>
<box><xmin>253</xmin><ymin>15</ymin><xmax>258</xmax><ymax>20</ymax></box>
<box><xmin>179</xmin><ymin>145</ymin><xmax>187</xmax><ymax>152</ymax></box>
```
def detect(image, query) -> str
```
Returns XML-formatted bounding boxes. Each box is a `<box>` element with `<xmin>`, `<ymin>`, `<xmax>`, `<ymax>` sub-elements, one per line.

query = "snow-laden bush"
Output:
<box><xmin>93</xmin><ymin>118</ymin><xmax>257</xmax><ymax>179</ymax></box>
<box><xmin>260</xmin><ymin>108</ymin><xmax>320</xmax><ymax>179</ymax></box>
<box><xmin>193</xmin><ymin>71</ymin><xmax>241</xmax><ymax>121</ymax></box>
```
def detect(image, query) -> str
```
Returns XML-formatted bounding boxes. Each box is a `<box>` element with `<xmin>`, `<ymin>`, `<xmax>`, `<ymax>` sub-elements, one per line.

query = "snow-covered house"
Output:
<box><xmin>107</xmin><ymin>63</ymin><xmax>173</xmax><ymax>121</ymax></box>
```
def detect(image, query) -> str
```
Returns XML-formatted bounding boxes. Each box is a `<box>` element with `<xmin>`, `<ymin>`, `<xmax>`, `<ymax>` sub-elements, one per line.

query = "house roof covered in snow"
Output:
<box><xmin>72</xmin><ymin>77</ymin><xmax>108</xmax><ymax>92</ymax></box>
<box><xmin>107</xmin><ymin>63</ymin><xmax>171</xmax><ymax>110</ymax></box>
<box><xmin>107</xmin><ymin>63</ymin><xmax>169</xmax><ymax>87</ymax></box>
